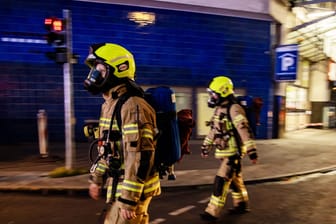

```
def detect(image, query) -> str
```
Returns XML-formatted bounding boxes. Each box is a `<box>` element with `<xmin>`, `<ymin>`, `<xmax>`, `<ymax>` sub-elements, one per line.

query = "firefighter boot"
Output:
<box><xmin>228</xmin><ymin>201</ymin><xmax>250</xmax><ymax>214</ymax></box>
<box><xmin>200</xmin><ymin>211</ymin><xmax>218</xmax><ymax>221</ymax></box>
<box><xmin>167</xmin><ymin>165</ymin><xmax>176</xmax><ymax>180</ymax></box>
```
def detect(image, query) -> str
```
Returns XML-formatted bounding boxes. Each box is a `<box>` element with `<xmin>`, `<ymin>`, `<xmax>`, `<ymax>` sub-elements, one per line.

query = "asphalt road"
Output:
<box><xmin>1</xmin><ymin>171</ymin><xmax>335</xmax><ymax>224</ymax></box>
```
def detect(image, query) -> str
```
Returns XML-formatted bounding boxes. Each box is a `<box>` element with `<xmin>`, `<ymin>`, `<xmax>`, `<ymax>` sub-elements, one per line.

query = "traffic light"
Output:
<box><xmin>44</xmin><ymin>17</ymin><xmax>67</xmax><ymax>64</ymax></box>
<box><xmin>44</xmin><ymin>17</ymin><xmax>66</xmax><ymax>46</ymax></box>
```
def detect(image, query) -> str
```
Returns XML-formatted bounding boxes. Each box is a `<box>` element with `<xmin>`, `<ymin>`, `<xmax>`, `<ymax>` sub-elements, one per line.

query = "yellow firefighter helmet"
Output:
<box><xmin>207</xmin><ymin>76</ymin><xmax>234</xmax><ymax>107</ymax></box>
<box><xmin>84</xmin><ymin>43</ymin><xmax>136</xmax><ymax>94</ymax></box>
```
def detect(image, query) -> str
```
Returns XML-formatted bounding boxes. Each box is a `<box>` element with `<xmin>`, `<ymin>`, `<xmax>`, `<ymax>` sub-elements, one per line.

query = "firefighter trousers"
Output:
<box><xmin>104</xmin><ymin>197</ymin><xmax>152</xmax><ymax>224</ymax></box>
<box><xmin>205</xmin><ymin>156</ymin><xmax>249</xmax><ymax>218</ymax></box>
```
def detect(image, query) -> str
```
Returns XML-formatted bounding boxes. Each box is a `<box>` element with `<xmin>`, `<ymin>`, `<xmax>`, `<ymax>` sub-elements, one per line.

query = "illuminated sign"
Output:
<box><xmin>275</xmin><ymin>44</ymin><xmax>298</xmax><ymax>81</ymax></box>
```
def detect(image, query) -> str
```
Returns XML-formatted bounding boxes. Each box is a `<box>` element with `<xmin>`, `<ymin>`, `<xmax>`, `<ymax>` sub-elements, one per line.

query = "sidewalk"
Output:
<box><xmin>0</xmin><ymin>128</ymin><xmax>335</xmax><ymax>193</ymax></box>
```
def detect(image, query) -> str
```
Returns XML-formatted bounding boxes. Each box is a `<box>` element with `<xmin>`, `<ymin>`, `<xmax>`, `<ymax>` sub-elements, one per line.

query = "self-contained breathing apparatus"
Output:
<box><xmin>90</xmin><ymin>129</ymin><xmax>123</xmax><ymax>173</ymax></box>
<box><xmin>203</xmin><ymin>104</ymin><xmax>244</xmax><ymax>158</ymax></box>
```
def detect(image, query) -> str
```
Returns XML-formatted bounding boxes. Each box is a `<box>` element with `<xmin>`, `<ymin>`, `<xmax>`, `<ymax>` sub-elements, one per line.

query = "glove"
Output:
<box><xmin>201</xmin><ymin>145</ymin><xmax>210</xmax><ymax>158</ymax></box>
<box><xmin>249</xmin><ymin>152</ymin><xmax>258</xmax><ymax>160</ymax></box>
<box><xmin>247</xmin><ymin>148</ymin><xmax>258</xmax><ymax>164</ymax></box>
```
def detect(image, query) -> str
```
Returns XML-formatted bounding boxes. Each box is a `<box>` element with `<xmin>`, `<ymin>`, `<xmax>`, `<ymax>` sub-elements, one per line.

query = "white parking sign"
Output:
<box><xmin>275</xmin><ymin>44</ymin><xmax>298</xmax><ymax>81</ymax></box>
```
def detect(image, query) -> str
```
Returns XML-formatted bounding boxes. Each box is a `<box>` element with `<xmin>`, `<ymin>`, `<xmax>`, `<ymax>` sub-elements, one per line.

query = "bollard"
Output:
<box><xmin>37</xmin><ymin>109</ymin><xmax>48</xmax><ymax>158</ymax></box>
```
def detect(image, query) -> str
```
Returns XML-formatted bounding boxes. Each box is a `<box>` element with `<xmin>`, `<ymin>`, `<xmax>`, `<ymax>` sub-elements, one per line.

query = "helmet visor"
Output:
<box><xmin>207</xmin><ymin>88</ymin><xmax>219</xmax><ymax>97</ymax></box>
<box><xmin>83</xmin><ymin>63</ymin><xmax>109</xmax><ymax>94</ymax></box>
<box><xmin>207</xmin><ymin>88</ymin><xmax>220</xmax><ymax>108</ymax></box>
<box><xmin>85</xmin><ymin>53</ymin><xmax>97</xmax><ymax>68</ymax></box>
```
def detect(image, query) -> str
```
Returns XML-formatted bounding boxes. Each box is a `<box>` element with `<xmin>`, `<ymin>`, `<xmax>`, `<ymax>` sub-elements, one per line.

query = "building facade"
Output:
<box><xmin>1</xmin><ymin>0</ymin><xmax>302</xmax><ymax>143</ymax></box>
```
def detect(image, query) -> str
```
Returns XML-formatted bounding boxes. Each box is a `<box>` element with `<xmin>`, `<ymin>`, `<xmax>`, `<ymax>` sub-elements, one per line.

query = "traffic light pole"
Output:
<box><xmin>63</xmin><ymin>9</ymin><xmax>75</xmax><ymax>170</ymax></box>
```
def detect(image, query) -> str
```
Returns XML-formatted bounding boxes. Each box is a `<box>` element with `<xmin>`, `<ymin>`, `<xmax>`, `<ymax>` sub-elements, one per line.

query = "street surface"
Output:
<box><xmin>1</xmin><ymin>171</ymin><xmax>335</xmax><ymax>224</ymax></box>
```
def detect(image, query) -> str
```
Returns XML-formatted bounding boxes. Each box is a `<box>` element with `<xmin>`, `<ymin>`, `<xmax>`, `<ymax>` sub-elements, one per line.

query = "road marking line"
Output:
<box><xmin>198</xmin><ymin>197</ymin><xmax>210</xmax><ymax>204</ymax></box>
<box><xmin>168</xmin><ymin>205</ymin><xmax>195</xmax><ymax>216</ymax></box>
<box><xmin>150</xmin><ymin>218</ymin><xmax>166</xmax><ymax>224</ymax></box>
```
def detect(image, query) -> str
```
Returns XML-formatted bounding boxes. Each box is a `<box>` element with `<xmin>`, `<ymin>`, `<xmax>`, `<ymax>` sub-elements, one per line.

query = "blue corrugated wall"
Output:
<box><xmin>0</xmin><ymin>0</ymin><xmax>272</xmax><ymax>143</ymax></box>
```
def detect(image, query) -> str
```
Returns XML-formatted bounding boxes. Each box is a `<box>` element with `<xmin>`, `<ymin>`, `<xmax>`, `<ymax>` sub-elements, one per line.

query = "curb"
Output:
<box><xmin>1</xmin><ymin>166</ymin><xmax>335</xmax><ymax>195</ymax></box>
<box><xmin>244</xmin><ymin>165</ymin><xmax>336</xmax><ymax>185</ymax></box>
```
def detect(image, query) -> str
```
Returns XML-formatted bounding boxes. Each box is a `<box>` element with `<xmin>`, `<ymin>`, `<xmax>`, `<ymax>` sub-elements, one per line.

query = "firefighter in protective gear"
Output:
<box><xmin>84</xmin><ymin>43</ymin><xmax>161</xmax><ymax>224</ymax></box>
<box><xmin>200</xmin><ymin>76</ymin><xmax>258</xmax><ymax>221</ymax></box>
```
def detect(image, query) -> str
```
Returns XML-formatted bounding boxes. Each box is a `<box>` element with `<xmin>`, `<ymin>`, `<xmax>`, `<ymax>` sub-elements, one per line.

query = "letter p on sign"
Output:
<box><xmin>281</xmin><ymin>56</ymin><xmax>294</xmax><ymax>71</ymax></box>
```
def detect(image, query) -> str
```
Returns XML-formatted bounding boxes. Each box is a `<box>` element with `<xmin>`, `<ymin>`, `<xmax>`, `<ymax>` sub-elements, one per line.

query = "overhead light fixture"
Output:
<box><xmin>127</xmin><ymin>11</ymin><xmax>156</xmax><ymax>27</ymax></box>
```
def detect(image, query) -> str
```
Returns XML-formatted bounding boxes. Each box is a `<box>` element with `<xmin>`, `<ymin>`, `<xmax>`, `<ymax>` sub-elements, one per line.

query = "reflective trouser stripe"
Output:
<box><xmin>209</xmin><ymin>195</ymin><xmax>225</xmax><ymax>208</ymax></box>
<box><xmin>232</xmin><ymin>192</ymin><xmax>244</xmax><ymax>200</ymax></box>
<box><xmin>205</xmin><ymin>180</ymin><xmax>231</xmax><ymax>217</ymax></box>
<box><xmin>231</xmin><ymin>175</ymin><xmax>249</xmax><ymax>206</ymax></box>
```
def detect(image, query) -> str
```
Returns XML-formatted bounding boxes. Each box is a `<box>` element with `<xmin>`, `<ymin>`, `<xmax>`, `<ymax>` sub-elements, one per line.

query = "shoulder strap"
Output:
<box><xmin>109</xmin><ymin>93</ymin><xmax>132</xmax><ymax>133</ymax></box>
<box><xmin>108</xmin><ymin>81</ymin><xmax>145</xmax><ymax>137</ymax></box>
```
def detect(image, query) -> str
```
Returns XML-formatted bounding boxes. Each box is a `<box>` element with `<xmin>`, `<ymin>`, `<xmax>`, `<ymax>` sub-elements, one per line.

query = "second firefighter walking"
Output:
<box><xmin>200</xmin><ymin>76</ymin><xmax>258</xmax><ymax>221</ymax></box>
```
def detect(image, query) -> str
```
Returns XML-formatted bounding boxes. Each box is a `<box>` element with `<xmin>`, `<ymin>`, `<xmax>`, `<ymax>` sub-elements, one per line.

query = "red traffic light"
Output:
<box><xmin>44</xmin><ymin>17</ymin><xmax>64</xmax><ymax>32</ymax></box>
<box><xmin>44</xmin><ymin>18</ymin><xmax>53</xmax><ymax>25</ymax></box>
<box><xmin>44</xmin><ymin>17</ymin><xmax>66</xmax><ymax>46</ymax></box>
<box><xmin>52</xmin><ymin>20</ymin><xmax>63</xmax><ymax>32</ymax></box>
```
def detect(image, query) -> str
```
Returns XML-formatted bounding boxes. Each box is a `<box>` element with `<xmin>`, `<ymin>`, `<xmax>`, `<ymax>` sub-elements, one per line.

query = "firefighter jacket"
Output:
<box><xmin>202</xmin><ymin>101</ymin><xmax>257</xmax><ymax>159</ymax></box>
<box><xmin>89</xmin><ymin>84</ymin><xmax>161</xmax><ymax>211</ymax></box>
